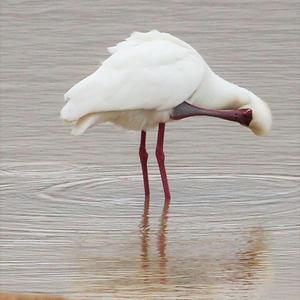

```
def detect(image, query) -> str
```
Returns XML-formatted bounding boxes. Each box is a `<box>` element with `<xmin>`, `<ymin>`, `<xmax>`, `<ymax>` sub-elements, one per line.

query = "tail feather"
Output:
<box><xmin>71</xmin><ymin>113</ymin><xmax>105</xmax><ymax>136</ymax></box>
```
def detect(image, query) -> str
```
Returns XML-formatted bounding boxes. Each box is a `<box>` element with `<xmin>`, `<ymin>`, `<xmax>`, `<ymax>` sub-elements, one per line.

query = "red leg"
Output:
<box><xmin>156</xmin><ymin>123</ymin><xmax>171</xmax><ymax>203</ymax></box>
<box><xmin>139</xmin><ymin>130</ymin><xmax>150</xmax><ymax>198</ymax></box>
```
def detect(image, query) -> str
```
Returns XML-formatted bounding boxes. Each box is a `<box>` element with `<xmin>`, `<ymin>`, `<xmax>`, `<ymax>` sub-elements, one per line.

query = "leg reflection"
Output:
<box><xmin>157</xmin><ymin>201</ymin><xmax>170</xmax><ymax>284</ymax></box>
<box><xmin>140</xmin><ymin>196</ymin><xmax>150</xmax><ymax>282</ymax></box>
<box><xmin>140</xmin><ymin>198</ymin><xmax>170</xmax><ymax>285</ymax></box>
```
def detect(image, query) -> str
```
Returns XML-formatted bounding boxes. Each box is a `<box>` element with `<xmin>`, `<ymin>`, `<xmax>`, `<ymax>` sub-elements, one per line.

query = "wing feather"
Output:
<box><xmin>61</xmin><ymin>33</ymin><xmax>205</xmax><ymax>121</ymax></box>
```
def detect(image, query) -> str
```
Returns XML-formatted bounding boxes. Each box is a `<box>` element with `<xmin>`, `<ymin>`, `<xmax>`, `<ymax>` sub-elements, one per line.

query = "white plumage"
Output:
<box><xmin>60</xmin><ymin>30</ymin><xmax>272</xmax><ymax>136</ymax></box>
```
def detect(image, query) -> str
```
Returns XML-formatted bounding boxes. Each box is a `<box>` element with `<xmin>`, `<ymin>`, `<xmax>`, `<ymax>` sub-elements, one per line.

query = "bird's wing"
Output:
<box><xmin>61</xmin><ymin>32</ymin><xmax>205</xmax><ymax>121</ymax></box>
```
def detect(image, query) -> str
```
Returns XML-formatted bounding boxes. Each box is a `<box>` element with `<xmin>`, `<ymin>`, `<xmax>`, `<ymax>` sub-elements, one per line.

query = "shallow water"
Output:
<box><xmin>0</xmin><ymin>1</ymin><xmax>299</xmax><ymax>299</ymax></box>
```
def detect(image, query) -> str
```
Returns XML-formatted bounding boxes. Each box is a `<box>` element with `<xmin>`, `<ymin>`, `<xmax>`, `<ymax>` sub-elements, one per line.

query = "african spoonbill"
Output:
<box><xmin>60</xmin><ymin>30</ymin><xmax>272</xmax><ymax>203</ymax></box>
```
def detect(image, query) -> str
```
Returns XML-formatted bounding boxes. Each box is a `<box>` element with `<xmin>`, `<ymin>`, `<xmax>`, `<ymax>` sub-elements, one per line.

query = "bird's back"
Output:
<box><xmin>107</xmin><ymin>30</ymin><xmax>200</xmax><ymax>57</ymax></box>
<box><xmin>60</xmin><ymin>31</ymin><xmax>205</xmax><ymax>122</ymax></box>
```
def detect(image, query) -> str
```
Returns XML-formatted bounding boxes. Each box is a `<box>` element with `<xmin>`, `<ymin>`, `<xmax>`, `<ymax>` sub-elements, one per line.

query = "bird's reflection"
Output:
<box><xmin>235</xmin><ymin>228</ymin><xmax>268</xmax><ymax>283</ymax></box>
<box><xmin>140</xmin><ymin>197</ymin><xmax>170</xmax><ymax>284</ymax></box>
<box><xmin>72</xmin><ymin>198</ymin><xmax>270</xmax><ymax>298</ymax></box>
<box><xmin>138</xmin><ymin>197</ymin><xmax>269</xmax><ymax>289</ymax></box>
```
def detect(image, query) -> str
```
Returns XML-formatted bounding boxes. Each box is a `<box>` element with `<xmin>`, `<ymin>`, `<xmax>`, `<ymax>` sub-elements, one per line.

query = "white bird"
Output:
<box><xmin>60</xmin><ymin>30</ymin><xmax>272</xmax><ymax>202</ymax></box>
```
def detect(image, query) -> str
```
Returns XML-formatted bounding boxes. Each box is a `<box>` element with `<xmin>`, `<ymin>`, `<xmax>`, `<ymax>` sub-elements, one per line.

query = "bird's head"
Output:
<box><xmin>240</xmin><ymin>91</ymin><xmax>272</xmax><ymax>136</ymax></box>
<box><xmin>172</xmin><ymin>89</ymin><xmax>272</xmax><ymax>137</ymax></box>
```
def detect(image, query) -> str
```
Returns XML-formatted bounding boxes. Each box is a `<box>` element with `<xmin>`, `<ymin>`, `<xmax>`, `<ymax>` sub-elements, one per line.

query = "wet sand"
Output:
<box><xmin>0</xmin><ymin>292</ymin><xmax>66</xmax><ymax>300</ymax></box>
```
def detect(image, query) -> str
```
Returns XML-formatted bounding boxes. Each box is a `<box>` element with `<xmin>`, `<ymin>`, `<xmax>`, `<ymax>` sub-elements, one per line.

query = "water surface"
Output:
<box><xmin>0</xmin><ymin>1</ymin><xmax>299</xmax><ymax>299</ymax></box>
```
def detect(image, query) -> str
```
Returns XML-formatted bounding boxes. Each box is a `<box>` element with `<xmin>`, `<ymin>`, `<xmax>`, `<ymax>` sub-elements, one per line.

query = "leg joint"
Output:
<box><xmin>155</xmin><ymin>148</ymin><xmax>165</xmax><ymax>161</ymax></box>
<box><xmin>139</xmin><ymin>147</ymin><xmax>148</xmax><ymax>161</ymax></box>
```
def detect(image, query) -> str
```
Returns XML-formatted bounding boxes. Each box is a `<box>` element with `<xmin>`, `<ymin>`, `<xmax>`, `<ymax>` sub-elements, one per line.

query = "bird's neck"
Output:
<box><xmin>190</xmin><ymin>68</ymin><xmax>251</xmax><ymax>109</ymax></box>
